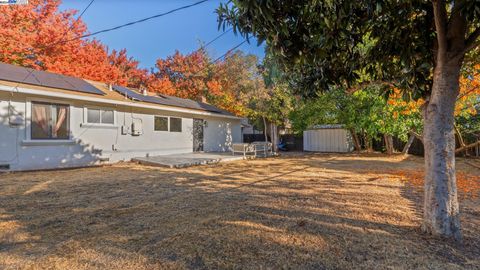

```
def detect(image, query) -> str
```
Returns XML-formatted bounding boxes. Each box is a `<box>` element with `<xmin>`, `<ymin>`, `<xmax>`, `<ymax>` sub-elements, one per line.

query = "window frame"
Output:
<box><xmin>30</xmin><ymin>101</ymin><xmax>71</xmax><ymax>140</ymax></box>
<box><xmin>83</xmin><ymin>106</ymin><xmax>116</xmax><ymax>126</ymax></box>
<box><xmin>154</xmin><ymin>116</ymin><xmax>169</xmax><ymax>132</ymax></box>
<box><xmin>169</xmin><ymin>117</ymin><xmax>182</xmax><ymax>133</ymax></box>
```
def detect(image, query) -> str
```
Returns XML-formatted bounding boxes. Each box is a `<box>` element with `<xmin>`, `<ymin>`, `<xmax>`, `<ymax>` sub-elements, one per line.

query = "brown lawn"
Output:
<box><xmin>0</xmin><ymin>153</ymin><xmax>479</xmax><ymax>269</ymax></box>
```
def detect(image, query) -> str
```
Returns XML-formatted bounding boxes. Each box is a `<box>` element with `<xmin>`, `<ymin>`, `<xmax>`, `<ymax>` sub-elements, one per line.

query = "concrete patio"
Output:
<box><xmin>132</xmin><ymin>152</ymin><xmax>245</xmax><ymax>168</ymax></box>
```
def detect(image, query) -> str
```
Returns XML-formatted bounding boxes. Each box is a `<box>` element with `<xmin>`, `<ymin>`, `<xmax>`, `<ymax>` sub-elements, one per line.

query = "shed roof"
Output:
<box><xmin>308</xmin><ymin>124</ymin><xmax>346</xmax><ymax>130</ymax></box>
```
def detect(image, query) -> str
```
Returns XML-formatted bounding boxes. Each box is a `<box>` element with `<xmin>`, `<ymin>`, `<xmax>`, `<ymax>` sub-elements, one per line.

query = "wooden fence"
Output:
<box><xmin>244</xmin><ymin>133</ymin><xmax>479</xmax><ymax>156</ymax></box>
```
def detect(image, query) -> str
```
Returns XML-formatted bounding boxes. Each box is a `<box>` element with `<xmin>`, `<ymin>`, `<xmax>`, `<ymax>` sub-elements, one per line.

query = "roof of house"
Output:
<box><xmin>0</xmin><ymin>62</ymin><xmax>236</xmax><ymax>118</ymax></box>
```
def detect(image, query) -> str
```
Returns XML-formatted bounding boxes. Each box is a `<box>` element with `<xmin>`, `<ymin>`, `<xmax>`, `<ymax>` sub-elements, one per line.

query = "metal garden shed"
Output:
<box><xmin>303</xmin><ymin>125</ymin><xmax>354</xmax><ymax>153</ymax></box>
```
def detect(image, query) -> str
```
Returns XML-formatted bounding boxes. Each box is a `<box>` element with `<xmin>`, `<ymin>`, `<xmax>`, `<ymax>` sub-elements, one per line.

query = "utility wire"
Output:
<box><xmin>152</xmin><ymin>39</ymin><xmax>248</xmax><ymax>95</ymax></box>
<box><xmin>212</xmin><ymin>40</ymin><xmax>247</xmax><ymax>63</ymax></box>
<box><xmin>203</xmin><ymin>28</ymin><xmax>232</xmax><ymax>48</ymax></box>
<box><xmin>10</xmin><ymin>0</ymin><xmax>207</xmax><ymax>92</ymax></box>
<box><xmin>48</xmin><ymin>0</ymin><xmax>210</xmax><ymax>47</ymax></box>
<box><xmin>75</xmin><ymin>0</ymin><xmax>96</xmax><ymax>23</ymax></box>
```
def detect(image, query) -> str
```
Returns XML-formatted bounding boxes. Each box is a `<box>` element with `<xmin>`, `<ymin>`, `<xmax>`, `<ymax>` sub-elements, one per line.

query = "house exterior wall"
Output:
<box><xmin>203</xmin><ymin>117</ymin><xmax>241</xmax><ymax>152</ymax></box>
<box><xmin>0</xmin><ymin>92</ymin><xmax>241</xmax><ymax>171</ymax></box>
<box><xmin>303</xmin><ymin>128</ymin><xmax>354</xmax><ymax>153</ymax></box>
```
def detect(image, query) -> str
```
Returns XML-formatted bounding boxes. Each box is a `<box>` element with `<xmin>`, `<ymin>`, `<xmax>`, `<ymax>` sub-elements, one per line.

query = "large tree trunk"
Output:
<box><xmin>422</xmin><ymin>62</ymin><xmax>462</xmax><ymax>241</ymax></box>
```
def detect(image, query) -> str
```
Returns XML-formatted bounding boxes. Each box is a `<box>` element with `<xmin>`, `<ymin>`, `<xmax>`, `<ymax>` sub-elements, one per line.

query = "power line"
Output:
<box><xmin>212</xmin><ymin>40</ymin><xmax>247</xmax><ymax>63</ymax></box>
<box><xmin>152</xmin><ymin>39</ymin><xmax>248</xmax><ymax>95</ymax></box>
<box><xmin>49</xmin><ymin>0</ymin><xmax>210</xmax><ymax>47</ymax></box>
<box><xmin>10</xmin><ymin>0</ymin><xmax>208</xmax><ymax>92</ymax></box>
<box><xmin>203</xmin><ymin>28</ymin><xmax>232</xmax><ymax>48</ymax></box>
<box><xmin>75</xmin><ymin>0</ymin><xmax>96</xmax><ymax>22</ymax></box>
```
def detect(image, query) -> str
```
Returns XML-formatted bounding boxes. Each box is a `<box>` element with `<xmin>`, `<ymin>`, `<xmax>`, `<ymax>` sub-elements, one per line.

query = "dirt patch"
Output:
<box><xmin>0</xmin><ymin>153</ymin><xmax>479</xmax><ymax>269</ymax></box>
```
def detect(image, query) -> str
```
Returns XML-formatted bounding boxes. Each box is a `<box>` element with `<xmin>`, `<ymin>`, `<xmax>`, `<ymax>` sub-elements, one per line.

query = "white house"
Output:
<box><xmin>0</xmin><ymin>62</ymin><xmax>242</xmax><ymax>171</ymax></box>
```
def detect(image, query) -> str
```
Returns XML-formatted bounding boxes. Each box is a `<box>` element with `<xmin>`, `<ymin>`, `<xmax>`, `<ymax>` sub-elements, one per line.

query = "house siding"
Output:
<box><xmin>0</xmin><ymin>92</ymin><xmax>241</xmax><ymax>171</ymax></box>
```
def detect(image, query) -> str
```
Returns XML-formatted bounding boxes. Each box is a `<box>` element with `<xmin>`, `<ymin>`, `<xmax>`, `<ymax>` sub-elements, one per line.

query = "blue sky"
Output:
<box><xmin>60</xmin><ymin>0</ymin><xmax>265</xmax><ymax>69</ymax></box>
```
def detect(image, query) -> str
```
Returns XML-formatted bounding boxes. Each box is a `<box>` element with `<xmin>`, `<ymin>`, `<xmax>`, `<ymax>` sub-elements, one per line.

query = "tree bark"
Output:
<box><xmin>365</xmin><ymin>134</ymin><xmax>373</xmax><ymax>153</ymax></box>
<box><xmin>262</xmin><ymin>117</ymin><xmax>268</xmax><ymax>143</ymax></box>
<box><xmin>350</xmin><ymin>129</ymin><xmax>361</xmax><ymax>152</ymax></box>
<box><xmin>422</xmin><ymin>62</ymin><xmax>462</xmax><ymax>241</ymax></box>
<box><xmin>402</xmin><ymin>133</ymin><xmax>416</xmax><ymax>155</ymax></box>
<box><xmin>384</xmin><ymin>134</ymin><xmax>394</xmax><ymax>155</ymax></box>
<box><xmin>273</xmin><ymin>124</ymin><xmax>279</xmax><ymax>153</ymax></box>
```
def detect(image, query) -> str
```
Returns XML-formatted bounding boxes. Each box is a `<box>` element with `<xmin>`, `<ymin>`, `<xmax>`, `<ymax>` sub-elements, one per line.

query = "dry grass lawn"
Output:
<box><xmin>0</xmin><ymin>153</ymin><xmax>479</xmax><ymax>269</ymax></box>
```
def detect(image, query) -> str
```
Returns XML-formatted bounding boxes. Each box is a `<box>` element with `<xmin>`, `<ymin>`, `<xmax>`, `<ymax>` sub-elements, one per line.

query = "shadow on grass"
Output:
<box><xmin>0</xmin><ymin>154</ymin><xmax>479</xmax><ymax>269</ymax></box>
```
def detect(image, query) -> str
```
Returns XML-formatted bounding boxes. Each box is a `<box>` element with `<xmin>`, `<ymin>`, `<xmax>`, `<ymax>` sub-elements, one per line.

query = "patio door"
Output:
<box><xmin>193</xmin><ymin>118</ymin><xmax>204</xmax><ymax>152</ymax></box>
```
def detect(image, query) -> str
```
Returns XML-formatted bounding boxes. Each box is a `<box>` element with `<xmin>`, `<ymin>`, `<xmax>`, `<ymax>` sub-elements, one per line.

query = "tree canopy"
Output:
<box><xmin>217</xmin><ymin>1</ymin><xmax>480</xmax><ymax>98</ymax></box>
<box><xmin>217</xmin><ymin>0</ymin><xmax>480</xmax><ymax>241</ymax></box>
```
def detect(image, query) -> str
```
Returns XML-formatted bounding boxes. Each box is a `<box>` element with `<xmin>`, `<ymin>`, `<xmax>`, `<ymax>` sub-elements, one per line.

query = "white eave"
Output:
<box><xmin>0</xmin><ymin>84</ymin><xmax>242</xmax><ymax>120</ymax></box>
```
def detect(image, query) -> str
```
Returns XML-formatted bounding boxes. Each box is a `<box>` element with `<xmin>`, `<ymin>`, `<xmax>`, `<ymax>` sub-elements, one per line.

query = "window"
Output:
<box><xmin>86</xmin><ymin>108</ymin><xmax>114</xmax><ymax>124</ymax></box>
<box><xmin>154</xmin><ymin>116</ymin><xmax>168</xmax><ymax>131</ymax></box>
<box><xmin>31</xmin><ymin>102</ymin><xmax>69</xmax><ymax>140</ymax></box>
<box><xmin>170</xmin><ymin>117</ymin><xmax>182</xmax><ymax>132</ymax></box>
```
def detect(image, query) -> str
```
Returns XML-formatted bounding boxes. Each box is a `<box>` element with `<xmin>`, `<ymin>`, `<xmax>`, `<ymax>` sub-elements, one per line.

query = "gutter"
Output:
<box><xmin>0</xmin><ymin>84</ymin><xmax>242</xmax><ymax>120</ymax></box>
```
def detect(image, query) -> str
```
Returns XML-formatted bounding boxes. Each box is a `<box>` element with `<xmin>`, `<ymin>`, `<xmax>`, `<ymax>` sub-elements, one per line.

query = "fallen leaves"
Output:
<box><xmin>382</xmin><ymin>169</ymin><xmax>480</xmax><ymax>200</ymax></box>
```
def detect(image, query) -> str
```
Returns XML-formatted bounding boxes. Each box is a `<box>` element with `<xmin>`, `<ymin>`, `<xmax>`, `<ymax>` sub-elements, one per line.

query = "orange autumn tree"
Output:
<box><xmin>150</xmin><ymin>49</ymin><xmax>266</xmax><ymax>116</ymax></box>
<box><xmin>386</xmin><ymin>70</ymin><xmax>479</xmax><ymax>154</ymax></box>
<box><xmin>150</xmin><ymin>49</ymin><xmax>221</xmax><ymax>99</ymax></box>
<box><xmin>457</xmin><ymin>64</ymin><xmax>480</xmax><ymax>117</ymax></box>
<box><xmin>213</xmin><ymin>51</ymin><xmax>264</xmax><ymax>116</ymax></box>
<box><xmin>108</xmin><ymin>49</ymin><xmax>149</xmax><ymax>88</ymax></box>
<box><xmin>386</xmin><ymin>65</ymin><xmax>479</xmax><ymax>120</ymax></box>
<box><xmin>0</xmin><ymin>0</ymin><xmax>143</xmax><ymax>86</ymax></box>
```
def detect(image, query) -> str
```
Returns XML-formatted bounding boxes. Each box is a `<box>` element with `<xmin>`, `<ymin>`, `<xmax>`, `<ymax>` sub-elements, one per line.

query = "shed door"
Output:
<box><xmin>193</xmin><ymin>119</ymin><xmax>204</xmax><ymax>152</ymax></box>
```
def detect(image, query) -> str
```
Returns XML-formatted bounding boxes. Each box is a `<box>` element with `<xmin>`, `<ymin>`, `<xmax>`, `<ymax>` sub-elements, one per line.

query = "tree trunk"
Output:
<box><xmin>422</xmin><ymin>62</ymin><xmax>462</xmax><ymax>241</ymax></box>
<box><xmin>272</xmin><ymin>124</ymin><xmax>279</xmax><ymax>153</ymax></box>
<box><xmin>402</xmin><ymin>133</ymin><xmax>416</xmax><ymax>155</ymax></box>
<box><xmin>384</xmin><ymin>134</ymin><xmax>394</xmax><ymax>155</ymax></box>
<box><xmin>365</xmin><ymin>134</ymin><xmax>373</xmax><ymax>153</ymax></box>
<box><xmin>350</xmin><ymin>129</ymin><xmax>361</xmax><ymax>152</ymax></box>
<box><xmin>262</xmin><ymin>117</ymin><xmax>268</xmax><ymax>143</ymax></box>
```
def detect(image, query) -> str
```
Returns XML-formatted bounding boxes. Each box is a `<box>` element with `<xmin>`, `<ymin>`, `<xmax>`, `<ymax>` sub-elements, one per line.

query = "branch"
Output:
<box><xmin>455</xmin><ymin>141</ymin><xmax>480</xmax><ymax>153</ymax></box>
<box><xmin>410</xmin><ymin>131</ymin><xmax>424</xmax><ymax>142</ymax></box>
<box><xmin>454</xmin><ymin>124</ymin><xmax>466</xmax><ymax>147</ymax></box>
<box><xmin>432</xmin><ymin>0</ymin><xmax>448</xmax><ymax>59</ymax></box>
<box><xmin>456</xmin><ymin>84</ymin><xmax>480</xmax><ymax>101</ymax></box>
<box><xmin>464</xmin><ymin>27</ymin><xmax>480</xmax><ymax>53</ymax></box>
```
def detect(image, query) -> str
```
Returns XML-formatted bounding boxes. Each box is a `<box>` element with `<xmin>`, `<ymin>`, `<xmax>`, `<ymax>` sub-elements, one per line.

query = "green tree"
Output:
<box><xmin>290</xmin><ymin>85</ymin><xmax>422</xmax><ymax>153</ymax></box>
<box><xmin>217</xmin><ymin>0</ymin><xmax>480</xmax><ymax>240</ymax></box>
